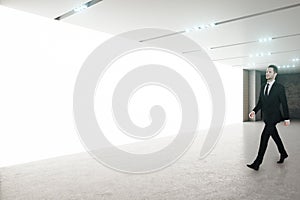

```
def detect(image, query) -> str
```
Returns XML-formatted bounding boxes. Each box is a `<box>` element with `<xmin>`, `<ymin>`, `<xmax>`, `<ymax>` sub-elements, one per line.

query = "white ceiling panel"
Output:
<box><xmin>1</xmin><ymin>0</ymin><xmax>300</xmax><ymax>73</ymax></box>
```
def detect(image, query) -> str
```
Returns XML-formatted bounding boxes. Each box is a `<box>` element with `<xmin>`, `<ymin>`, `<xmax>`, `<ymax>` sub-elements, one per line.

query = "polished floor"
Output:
<box><xmin>1</xmin><ymin>121</ymin><xmax>300</xmax><ymax>200</ymax></box>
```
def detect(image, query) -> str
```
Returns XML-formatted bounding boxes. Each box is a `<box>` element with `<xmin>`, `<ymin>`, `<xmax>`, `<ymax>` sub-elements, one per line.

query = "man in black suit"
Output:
<box><xmin>247</xmin><ymin>65</ymin><xmax>290</xmax><ymax>171</ymax></box>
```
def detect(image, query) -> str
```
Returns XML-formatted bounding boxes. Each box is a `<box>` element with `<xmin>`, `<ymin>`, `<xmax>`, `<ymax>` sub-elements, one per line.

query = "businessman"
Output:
<box><xmin>247</xmin><ymin>65</ymin><xmax>290</xmax><ymax>171</ymax></box>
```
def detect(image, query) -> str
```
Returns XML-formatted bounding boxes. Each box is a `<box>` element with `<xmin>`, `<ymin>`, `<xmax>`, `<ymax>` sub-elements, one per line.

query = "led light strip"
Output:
<box><xmin>54</xmin><ymin>0</ymin><xmax>103</xmax><ymax>20</ymax></box>
<box><xmin>212</xmin><ymin>49</ymin><xmax>300</xmax><ymax>61</ymax></box>
<box><xmin>233</xmin><ymin>62</ymin><xmax>299</xmax><ymax>69</ymax></box>
<box><xmin>278</xmin><ymin>64</ymin><xmax>297</xmax><ymax>69</ymax></box>
<box><xmin>139</xmin><ymin>2</ymin><xmax>300</xmax><ymax>43</ymax></box>
<box><xmin>210</xmin><ymin>33</ymin><xmax>300</xmax><ymax>50</ymax></box>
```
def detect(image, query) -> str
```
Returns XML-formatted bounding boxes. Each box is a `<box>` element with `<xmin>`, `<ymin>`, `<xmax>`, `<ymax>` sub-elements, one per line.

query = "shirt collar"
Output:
<box><xmin>267</xmin><ymin>79</ymin><xmax>275</xmax><ymax>86</ymax></box>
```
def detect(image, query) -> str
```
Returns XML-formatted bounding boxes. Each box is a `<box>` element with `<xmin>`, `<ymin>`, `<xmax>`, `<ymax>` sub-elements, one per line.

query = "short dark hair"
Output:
<box><xmin>268</xmin><ymin>65</ymin><xmax>278</xmax><ymax>73</ymax></box>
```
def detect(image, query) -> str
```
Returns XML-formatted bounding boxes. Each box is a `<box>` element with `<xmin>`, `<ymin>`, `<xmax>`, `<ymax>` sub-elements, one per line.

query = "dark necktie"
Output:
<box><xmin>265</xmin><ymin>83</ymin><xmax>269</xmax><ymax>96</ymax></box>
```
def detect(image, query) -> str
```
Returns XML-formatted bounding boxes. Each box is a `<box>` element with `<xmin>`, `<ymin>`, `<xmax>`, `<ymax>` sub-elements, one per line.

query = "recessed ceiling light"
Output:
<box><xmin>184</xmin><ymin>26</ymin><xmax>199</xmax><ymax>33</ymax></box>
<box><xmin>258</xmin><ymin>37</ymin><xmax>273</xmax><ymax>43</ymax></box>
<box><xmin>73</xmin><ymin>4</ymin><xmax>88</xmax><ymax>12</ymax></box>
<box><xmin>249</xmin><ymin>52</ymin><xmax>272</xmax><ymax>57</ymax></box>
<box><xmin>185</xmin><ymin>23</ymin><xmax>216</xmax><ymax>33</ymax></box>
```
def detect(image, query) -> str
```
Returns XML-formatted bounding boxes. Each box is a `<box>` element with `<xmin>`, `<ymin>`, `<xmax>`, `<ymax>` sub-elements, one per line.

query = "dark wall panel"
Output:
<box><xmin>261</xmin><ymin>73</ymin><xmax>300</xmax><ymax>119</ymax></box>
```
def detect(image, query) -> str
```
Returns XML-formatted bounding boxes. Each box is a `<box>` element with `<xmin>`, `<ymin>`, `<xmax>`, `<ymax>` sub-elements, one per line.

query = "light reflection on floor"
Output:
<box><xmin>1</xmin><ymin>121</ymin><xmax>299</xmax><ymax>199</ymax></box>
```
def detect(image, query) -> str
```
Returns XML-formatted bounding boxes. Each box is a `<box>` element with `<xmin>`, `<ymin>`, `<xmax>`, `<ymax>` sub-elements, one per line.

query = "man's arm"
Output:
<box><xmin>279</xmin><ymin>86</ymin><xmax>290</xmax><ymax>121</ymax></box>
<box><xmin>249</xmin><ymin>88</ymin><xmax>262</xmax><ymax>119</ymax></box>
<box><xmin>279</xmin><ymin>86</ymin><xmax>290</xmax><ymax>126</ymax></box>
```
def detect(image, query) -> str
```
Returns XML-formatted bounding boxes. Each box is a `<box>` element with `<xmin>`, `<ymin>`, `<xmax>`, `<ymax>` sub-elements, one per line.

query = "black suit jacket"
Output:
<box><xmin>253</xmin><ymin>81</ymin><xmax>289</xmax><ymax>124</ymax></box>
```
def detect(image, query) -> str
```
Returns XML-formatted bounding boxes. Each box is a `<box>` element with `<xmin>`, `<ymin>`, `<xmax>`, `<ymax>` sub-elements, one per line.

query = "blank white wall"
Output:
<box><xmin>215</xmin><ymin>62</ymin><xmax>243</xmax><ymax>124</ymax></box>
<box><xmin>0</xmin><ymin>6</ymin><xmax>111</xmax><ymax>167</ymax></box>
<box><xmin>0</xmin><ymin>6</ymin><xmax>242</xmax><ymax>167</ymax></box>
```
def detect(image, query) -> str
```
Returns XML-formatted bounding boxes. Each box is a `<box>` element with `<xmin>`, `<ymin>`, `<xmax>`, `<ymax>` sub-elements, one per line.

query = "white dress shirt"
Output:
<box><xmin>264</xmin><ymin>79</ymin><xmax>275</xmax><ymax>95</ymax></box>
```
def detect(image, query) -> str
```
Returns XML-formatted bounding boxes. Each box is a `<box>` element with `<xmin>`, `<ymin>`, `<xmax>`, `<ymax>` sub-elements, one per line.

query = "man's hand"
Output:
<box><xmin>284</xmin><ymin>120</ymin><xmax>290</xmax><ymax>126</ymax></box>
<box><xmin>249</xmin><ymin>111</ymin><xmax>255</xmax><ymax>119</ymax></box>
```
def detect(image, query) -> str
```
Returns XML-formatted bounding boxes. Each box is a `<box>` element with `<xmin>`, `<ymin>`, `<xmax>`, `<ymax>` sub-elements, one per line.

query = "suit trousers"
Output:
<box><xmin>254</xmin><ymin>123</ymin><xmax>287</xmax><ymax>165</ymax></box>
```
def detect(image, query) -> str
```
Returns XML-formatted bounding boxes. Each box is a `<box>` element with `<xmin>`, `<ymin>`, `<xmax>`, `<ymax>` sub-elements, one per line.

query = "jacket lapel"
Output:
<box><xmin>268</xmin><ymin>82</ymin><xmax>277</xmax><ymax>96</ymax></box>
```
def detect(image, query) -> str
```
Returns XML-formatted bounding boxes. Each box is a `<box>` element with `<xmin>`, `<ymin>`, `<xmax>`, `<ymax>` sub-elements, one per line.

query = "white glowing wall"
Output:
<box><xmin>0</xmin><ymin>6</ymin><xmax>242</xmax><ymax>167</ymax></box>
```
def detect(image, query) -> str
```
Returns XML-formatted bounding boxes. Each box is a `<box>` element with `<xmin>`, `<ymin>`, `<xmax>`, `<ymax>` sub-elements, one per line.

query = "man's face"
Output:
<box><xmin>266</xmin><ymin>67</ymin><xmax>277</xmax><ymax>81</ymax></box>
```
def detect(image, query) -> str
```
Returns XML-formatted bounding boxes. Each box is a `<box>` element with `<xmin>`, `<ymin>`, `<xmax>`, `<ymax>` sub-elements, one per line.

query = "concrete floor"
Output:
<box><xmin>1</xmin><ymin>121</ymin><xmax>300</xmax><ymax>200</ymax></box>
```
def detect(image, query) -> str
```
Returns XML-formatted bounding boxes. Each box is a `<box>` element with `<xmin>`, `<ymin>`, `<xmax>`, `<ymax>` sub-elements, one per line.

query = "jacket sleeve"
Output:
<box><xmin>253</xmin><ymin>88</ymin><xmax>262</xmax><ymax>113</ymax></box>
<box><xmin>279</xmin><ymin>86</ymin><xmax>290</xmax><ymax>120</ymax></box>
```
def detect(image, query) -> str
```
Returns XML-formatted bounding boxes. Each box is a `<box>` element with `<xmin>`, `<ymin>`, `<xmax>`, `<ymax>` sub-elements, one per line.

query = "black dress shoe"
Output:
<box><xmin>277</xmin><ymin>154</ymin><xmax>288</xmax><ymax>164</ymax></box>
<box><xmin>247</xmin><ymin>163</ymin><xmax>259</xmax><ymax>171</ymax></box>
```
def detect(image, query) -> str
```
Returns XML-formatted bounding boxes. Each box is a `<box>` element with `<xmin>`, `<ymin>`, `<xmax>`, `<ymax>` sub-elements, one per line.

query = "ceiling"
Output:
<box><xmin>1</xmin><ymin>0</ymin><xmax>300</xmax><ymax>73</ymax></box>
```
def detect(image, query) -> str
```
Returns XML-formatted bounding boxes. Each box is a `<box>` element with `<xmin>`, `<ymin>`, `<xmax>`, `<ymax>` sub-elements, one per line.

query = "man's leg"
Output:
<box><xmin>271</xmin><ymin>125</ymin><xmax>288</xmax><ymax>156</ymax></box>
<box><xmin>248</xmin><ymin>124</ymin><xmax>272</xmax><ymax>170</ymax></box>
<box><xmin>254</xmin><ymin>124</ymin><xmax>272</xmax><ymax>165</ymax></box>
<box><xmin>271</xmin><ymin>125</ymin><xmax>288</xmax><ymax>163</ymax></box>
